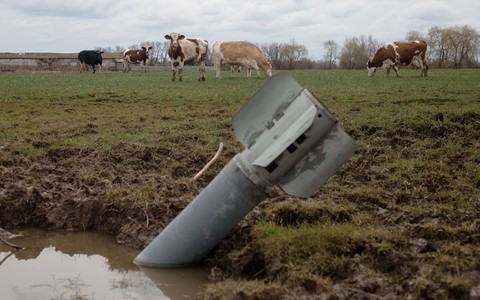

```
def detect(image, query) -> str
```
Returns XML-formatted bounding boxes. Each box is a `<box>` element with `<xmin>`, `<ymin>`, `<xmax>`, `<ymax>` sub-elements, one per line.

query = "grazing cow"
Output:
<box><xmin>212</xmin><ymin>41</ymin><xmax>272</xmax><ymax>79</ymax></box>
<box><xmin>164</xmin><ymin>32</ymin><xmax>208</xmax><ymax>81</ymax></box>
<box><xmin>122</xmin><ymin>45</ymin><xmax>152</xmax><ymax>72</ymax></box>
<box><xmin>367</xmin><ymin>40</ymin><xmax>428</xmax><ymax>77</ymax></box>
<box><xmin>78</xmin><ymin>50</ymin><xmax>104</xmax><ymax>73</ymax></box>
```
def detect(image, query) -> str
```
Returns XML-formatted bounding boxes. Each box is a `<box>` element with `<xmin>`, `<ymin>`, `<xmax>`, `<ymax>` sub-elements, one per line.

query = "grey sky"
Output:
<box><xmin>1</xmin><ymin>0</ymin><xmax>478</xmax><ymax>59</ymax></box>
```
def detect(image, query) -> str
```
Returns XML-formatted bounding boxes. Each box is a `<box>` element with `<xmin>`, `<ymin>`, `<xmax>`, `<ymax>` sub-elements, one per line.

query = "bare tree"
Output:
<box><xmin>261</xmin><ymin>42</ymin><xmax>282</xmax><ymax>69</ymax></box>
<box><xmin>114</xmin><ymin>45</ymin><xmax>124</xmax><ymax>52</ymax></box>
<box><xmin>339</xmin><ymin>35</ymin><xmax>377</xmax><ymax>69</ymax></box>
<box><xmin>450</xmin><ymin>25</ymin><xmax>480</xmax><ymax>68</ymax></box>
<box><xmin>365</xmin><ymin>35</ymin><xmax>379</xmax><ymax>63</ymax></box>
<box><xmin>322</xmin><ymin>40</ymin><xmax>339</xmax><ymax>69</ymax></box>
<box><xmin>280</xmin><ymin>40</ymin><xmax>308</xmax><ymax>69</ymax></box>
<box><xmin>427</xmin><ymin>25</ymin><xmax>480</xmax><ymax>68</ymax></box>
<box><xmin>405</xmin><ymin>30</ymin><xmax>426</xmax><ymax>41</ymax></box>
<box><xmin>427</xmin><ymin>26</ymin><xmax>449</xmax><ymax>67</ymax></box>
<box><xmin>147</xmin><ymin>41</ymin><xmax>164</xmax><ymax>64</ymax></box>
<box><xmin>95</xmin><ymin>46</ymin><xmax>114</xmax><ymax>52</ymax></box>
<box><xmin>128</xmin><ymin>44</ymin><xmax>140</xmax><ymax>50</ymax></box>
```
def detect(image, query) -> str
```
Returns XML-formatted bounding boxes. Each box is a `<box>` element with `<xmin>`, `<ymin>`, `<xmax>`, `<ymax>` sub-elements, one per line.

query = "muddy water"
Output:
<box><xmin>0</xmin><ymin>229</ymin><xmax>209</xmax><ymax>299</ymax></box>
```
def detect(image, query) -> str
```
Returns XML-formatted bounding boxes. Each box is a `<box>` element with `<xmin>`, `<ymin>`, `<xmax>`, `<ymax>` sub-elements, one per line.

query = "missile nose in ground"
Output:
<box><xmin>134</xmin><ymin>71</ymin><xmax>356</xmax><ymax>267</ymax></box>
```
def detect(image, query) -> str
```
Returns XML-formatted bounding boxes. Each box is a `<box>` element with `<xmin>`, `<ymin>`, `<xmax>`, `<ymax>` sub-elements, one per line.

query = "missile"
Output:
<box><xmin>134</xmin><ymin>72</ymin><xmax>356</xmax><ymax>267</ymax></box>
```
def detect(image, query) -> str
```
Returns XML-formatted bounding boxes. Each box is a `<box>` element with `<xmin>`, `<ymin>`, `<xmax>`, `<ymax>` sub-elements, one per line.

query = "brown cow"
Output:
<box><xmin>122</xmin><ymin>46</ymin><xmax>152</xmax><ymax>72</ymax></box>
<box><xmin>367</xmin><ymin>40</ymin><xmax>428</xmax><ymax>77</ymax></box>
<box><xmin>212</xmin><ymin>41</ymin><xmax>272</xmax><ymax>79</ymax></box>
<box><xmin>164</xmin><ymin>32</ymin><xmax>208</xmax><ymax>81</ymax></box>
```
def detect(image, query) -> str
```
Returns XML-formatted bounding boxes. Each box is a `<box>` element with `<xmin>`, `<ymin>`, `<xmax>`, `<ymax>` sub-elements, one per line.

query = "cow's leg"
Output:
<box><xmin>214</xmin><ymin>60</ymin><xmax>222</xmax><ymax>79</ymax></box>
<box><xmin>423</xmin><ymin>59</ymin><xmax>429</xmax><ymax>77</ymax></box>
<box><xmin>393</xmin><ymin>65</ymin><xmax>399</xmax><ymax>77</ymax></box>
<box><xmin>178</xmin><ymin>68</ymin><xmax>183</xmax><ymax>81</ymax></box>
<box><xmin>199</xmin><ymin>61</ymin><xmax>206</xmax><ymax>81</ymax></box>
<box><xmin>248</xmin><ymin>64</ymin><xmax>258</xmax><ymax>78</ymax></box>
<box><xmin>171</xmin><ymin>62</ymin><xmax>177</xmax><ymax>81</ymax></box>
<box><xmin>244</xmin><ymin>64</ymin><xmax>253</xmax><ymax>78</ymax></box>
<box><xmin>92</xmin><ymin>65</ymin><xmax>96</xmax><ymax>73</ymax></box>
<box><xmin>178</xmin><ymin>61</ymin><xmax>184</xmax><ymax>82</ymax></box>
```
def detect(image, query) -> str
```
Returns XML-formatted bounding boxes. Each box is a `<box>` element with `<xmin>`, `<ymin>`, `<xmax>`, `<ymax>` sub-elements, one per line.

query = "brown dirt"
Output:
<box><xmin>0</xmin><ymin>141</ymin><xmax>205</xmax><ymax>248</ymax></box>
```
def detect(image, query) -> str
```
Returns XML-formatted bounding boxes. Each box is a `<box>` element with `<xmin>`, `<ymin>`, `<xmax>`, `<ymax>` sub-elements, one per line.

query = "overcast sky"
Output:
<box><xmin>1</xmin><ymin>0</ymin><xmax>479</xmax><ymax>60</ymax></box>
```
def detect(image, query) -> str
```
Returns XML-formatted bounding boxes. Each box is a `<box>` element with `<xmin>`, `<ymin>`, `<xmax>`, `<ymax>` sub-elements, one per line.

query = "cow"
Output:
<box><xmin>367</xmin><ymin>40</ymin><xmax>428</xmax><ymax>77</ymax></box>
<box><xmin>212</xmin><ymin>41</ymin><xmax>272</xmax><ymax>79</ymax></box>
<box><xmin>164</xmin><ymin>32</ymin><xmax>208</xmax><ymax>81</ymax></box>
<box><xmin>122</xmin><ymin>45</ymin><xmax>152</xmax><ymax>72</ymax></box>
<box><xmin>78</xmin><ymin>50</ymin><xmax>104</xmax><ymax>73</ymax></box>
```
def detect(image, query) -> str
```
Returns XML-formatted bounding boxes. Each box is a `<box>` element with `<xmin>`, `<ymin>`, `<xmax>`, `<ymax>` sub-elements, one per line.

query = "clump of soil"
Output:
<box><xmin>0</xmin><ymin>141</ymin><xmax>206</xmax><ymax>248</ymax></box>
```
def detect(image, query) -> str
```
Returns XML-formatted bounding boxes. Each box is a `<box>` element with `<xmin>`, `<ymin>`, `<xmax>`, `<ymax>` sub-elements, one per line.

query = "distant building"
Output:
<box><xmin>0</xmin><ymin>52</ymin><xmax>123</xmax><ymax>72</ymax></box>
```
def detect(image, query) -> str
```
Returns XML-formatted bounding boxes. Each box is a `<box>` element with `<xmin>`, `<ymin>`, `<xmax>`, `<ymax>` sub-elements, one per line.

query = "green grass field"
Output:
<box><xmin>1</xmin><ymin>68</ymin><xmax>479</xmax><ymax>298</ymax></box>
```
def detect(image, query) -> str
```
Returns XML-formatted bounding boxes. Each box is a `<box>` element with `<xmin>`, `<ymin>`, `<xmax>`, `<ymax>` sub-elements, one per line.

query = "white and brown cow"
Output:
<box><xmin>164</xmin><ymin>32</ymin><xmax>208</xmax><ymax>81</ymax></box>
<box><xmin>367</xmin><ymin>40</ymin><xmax>428</xmax><ymax>77</ymax></box>
<box><xmin>123</xmin><ymin>46</ymin><xmax>152</xmax><ymax>73</ymax></box>
<box><xmin>212</xmin><ymin>41</ymin><xmax>272</xmax><ymax>79</ymax></box>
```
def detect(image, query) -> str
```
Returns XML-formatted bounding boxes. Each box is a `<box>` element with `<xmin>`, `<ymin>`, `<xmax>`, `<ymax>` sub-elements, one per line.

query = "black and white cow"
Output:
<box><xmin>78</xmin><ymin>50</ymin><xmax>104</xmax><ymax>73</ymax></box>
<box><xmin>367</xmin><ymin>40</ymin><xmax>429</xmax><ymax>77</ymax></box>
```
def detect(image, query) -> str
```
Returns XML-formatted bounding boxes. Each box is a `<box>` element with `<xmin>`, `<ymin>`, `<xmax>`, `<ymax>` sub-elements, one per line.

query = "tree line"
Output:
<box><xmin>96</xmin><ymin>24</ymin><xmax>479</xmax><ymax>69</ymax></box>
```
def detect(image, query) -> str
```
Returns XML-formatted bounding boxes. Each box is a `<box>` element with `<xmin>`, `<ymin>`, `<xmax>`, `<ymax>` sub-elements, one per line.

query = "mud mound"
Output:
<box><xmin>0</xmin><ymin>141</ymin><xmax>206</xmax><ymax>248</ymax></box>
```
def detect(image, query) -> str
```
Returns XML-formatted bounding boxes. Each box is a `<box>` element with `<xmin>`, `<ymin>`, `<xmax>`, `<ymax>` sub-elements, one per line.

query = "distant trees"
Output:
<box><xmin>427</xmin><ymin>25</ymin><xmax>480</xmax><ymax>68</ymax></box>
<box><xmin>261</xmin><ymin>40</ymin><xmax>309</xmax><ymax>70</ymax></box>
<box><xmin>338</xmin><ymin>35</ymin><xmax>378</xmax><ymax>69</ymax></box>
<box><xmin>94</xmin><ymin>24</ymin><xmax>479</xmax><ymax>69</ymax></box>
<box><xmin>322</xmin><ymin>40</ymin><xmax>339</xmax><ymax>69</ymax></box>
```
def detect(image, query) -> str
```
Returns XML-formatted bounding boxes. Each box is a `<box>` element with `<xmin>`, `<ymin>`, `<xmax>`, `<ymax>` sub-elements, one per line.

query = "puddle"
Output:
<box><xmin>0</xmin><ymin>229</ymin><xmax>209</xmax><ymax>299</ymax></box>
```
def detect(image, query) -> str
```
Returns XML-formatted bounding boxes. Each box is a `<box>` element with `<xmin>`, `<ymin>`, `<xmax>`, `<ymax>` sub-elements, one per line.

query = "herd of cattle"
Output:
<box><xmin>77</xmin><ymin>32</ymin><xmax>429</xmax><ymax>79</ymax></box>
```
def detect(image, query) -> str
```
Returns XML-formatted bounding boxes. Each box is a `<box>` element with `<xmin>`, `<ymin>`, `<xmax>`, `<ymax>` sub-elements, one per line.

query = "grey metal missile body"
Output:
<box><xmin>134</xmin><ymin>72</ymin><xmax>356</xmax><ymax>267</ymax></box>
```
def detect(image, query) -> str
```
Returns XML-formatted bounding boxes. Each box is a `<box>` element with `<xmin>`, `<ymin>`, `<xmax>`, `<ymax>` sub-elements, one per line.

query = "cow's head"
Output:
<box><xmin>265</xmin><ymin>61</ymin><xmax>273</xmax><ymax>77</ymax></box>
<box><xmin>367</xmin><ymin>60</ymin><xmax>376</xmax><ymax>77</ymax></box>
<box><xmin>142</xmin><ymin>45</ymin><xmax>152</xmax><ymax>52</ymax></box>
<box><xmin>165</xmin><ymin>33</ymin><xmax>185</xmax><ymax>51</ymax></box>
<box><xmin>142</xmin><ymin>45</ymin><xmax>153</xmax><ymax>57</ymax></box>
<box><xmin>95</xmin><ymin>51</ymin><xmax>104</xmax><ymax>66</ymax></box>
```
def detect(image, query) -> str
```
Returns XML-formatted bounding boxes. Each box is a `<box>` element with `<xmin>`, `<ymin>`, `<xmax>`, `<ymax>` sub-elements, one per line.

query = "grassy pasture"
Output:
<box><xmin>1</xmin><ymin>69</ymin><xmax>478</xmax><ymax>156</ymax></box>
<box><xmin>1</xmin><ymin>68</ymin><xmax>479</xmax><ymax>298</ymax></box>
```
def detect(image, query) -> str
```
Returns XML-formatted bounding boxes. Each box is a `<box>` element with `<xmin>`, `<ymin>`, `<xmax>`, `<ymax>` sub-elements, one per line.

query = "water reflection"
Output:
<box><xmin>0</xmin><ymin>229</ymin><xmax>208</xmax><ymax>300</ymax></box>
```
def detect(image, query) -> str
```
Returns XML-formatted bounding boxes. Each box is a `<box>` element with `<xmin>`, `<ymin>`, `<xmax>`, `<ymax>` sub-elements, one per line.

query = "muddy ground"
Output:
<box><xmin>1</xmin><ymin>112</ymin><xmax>480</xmax><ymax>299</ymax></box>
